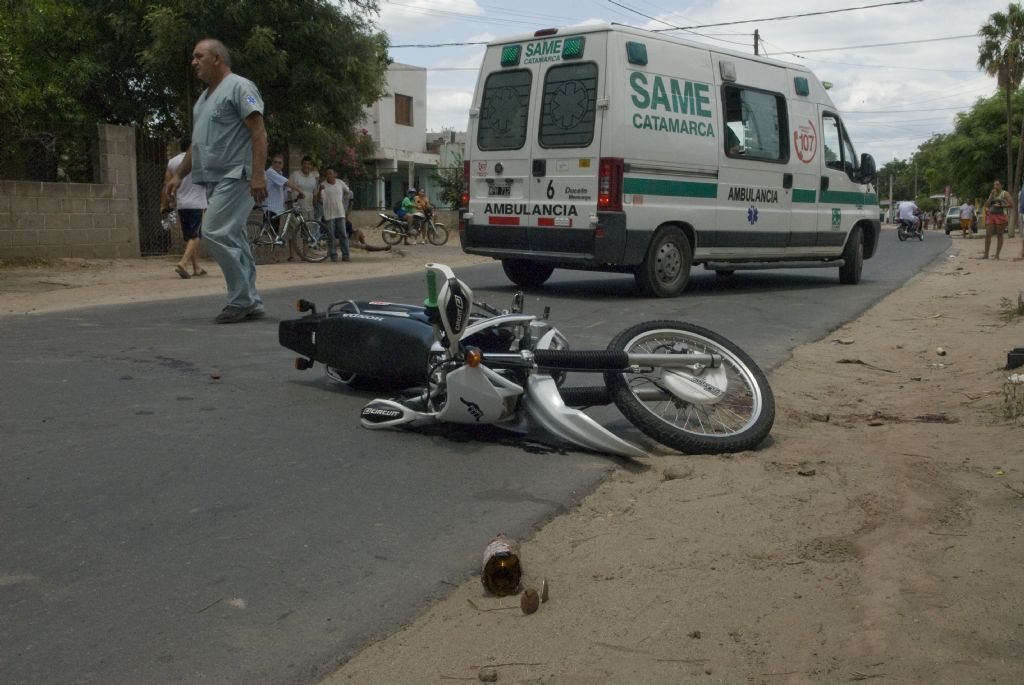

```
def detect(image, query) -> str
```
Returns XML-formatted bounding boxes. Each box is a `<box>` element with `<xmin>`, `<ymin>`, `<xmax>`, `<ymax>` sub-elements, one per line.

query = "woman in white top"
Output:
<box><xmin>163</xmin><ymin>137</ymin><xmax>209</xmax><ymax>279</ymax></box>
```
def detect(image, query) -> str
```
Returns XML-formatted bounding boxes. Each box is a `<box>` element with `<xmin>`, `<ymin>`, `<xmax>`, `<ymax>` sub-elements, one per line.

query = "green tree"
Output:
<box><xmin>5</xmin><ymin>0</ymin><xmax>389</xmax><ymax>179</ymax></box>
<box><xmin>140</xmin><ymin>0</ymin><xmax>389</xmax><ymax>154</ymax></box>
<box><xmin>432</xmin><ymin>149</ymin><xmax>465</xmax><ymax>209</ymax></box>
<box><xmin>978</xmin><ymin>2</ymin><xmax>1024</xmax><ymax>234</ymax></box>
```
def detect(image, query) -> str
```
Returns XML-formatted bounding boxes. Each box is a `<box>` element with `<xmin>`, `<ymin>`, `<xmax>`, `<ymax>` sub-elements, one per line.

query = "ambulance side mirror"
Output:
<box><xmin>857</xmin><ymin>153</ymin><xmax>877</xmax><ymax>185</ymax></box>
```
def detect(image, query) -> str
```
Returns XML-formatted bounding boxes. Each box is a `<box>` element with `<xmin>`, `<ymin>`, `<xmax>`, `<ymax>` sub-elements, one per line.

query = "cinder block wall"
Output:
<box><xmin>0</xmin><ymin>124</ymin><xmax>140</xmax><ymax>259</ymax></box>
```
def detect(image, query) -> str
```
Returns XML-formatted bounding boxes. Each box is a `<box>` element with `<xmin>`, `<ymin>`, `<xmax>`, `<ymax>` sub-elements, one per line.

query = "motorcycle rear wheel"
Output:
<box><xmin>381</xmin><ymin>223</ymin><xmax>405</xmax><ymax>246</ymax></box>
<box><xmin>604</xmin><ymin>321</ymin><xmax>775</xmax><ymax>454</ymax></box>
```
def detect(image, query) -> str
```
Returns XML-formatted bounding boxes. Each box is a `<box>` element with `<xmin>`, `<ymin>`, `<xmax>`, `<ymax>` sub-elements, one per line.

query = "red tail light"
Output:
<box><xmin>461</xmin><ymin>160</ymin><xmax>470</xmax><ymax>209</ymax></box>
<box><xmin>598</xmin><ymin>157</ymin><xmax>624</xmax><ymax>212</ymax></box>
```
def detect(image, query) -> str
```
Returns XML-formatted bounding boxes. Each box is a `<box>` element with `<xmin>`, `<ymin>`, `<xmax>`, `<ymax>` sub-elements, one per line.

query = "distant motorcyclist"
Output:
<box><xmin>395</xmin><ymin>188</ymin><xmax>418</xmax><ymax>245</ymax></box>
<box><xmin>897</xmin><ymin>200</ymin><xmax>921</xmax><ymax>236</ymax></box>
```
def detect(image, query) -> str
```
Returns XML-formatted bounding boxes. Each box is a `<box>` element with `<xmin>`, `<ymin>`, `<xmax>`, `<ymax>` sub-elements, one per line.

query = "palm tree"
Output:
<box><xmin>978</xmin><ymin>3</ymin><xmax>1024</xmax><ymax>235</ymax></box>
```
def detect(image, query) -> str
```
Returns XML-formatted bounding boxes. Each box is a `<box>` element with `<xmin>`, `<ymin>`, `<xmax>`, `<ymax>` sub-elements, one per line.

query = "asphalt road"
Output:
<box><xmin>0</xmin><ymin>229</ymin><xmax>949</xmax><ymax>685</ymax></box>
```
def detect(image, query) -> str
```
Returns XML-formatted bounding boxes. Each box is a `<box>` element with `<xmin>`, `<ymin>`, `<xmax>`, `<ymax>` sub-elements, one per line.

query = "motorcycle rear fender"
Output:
<box><xmin>279</xmin><ymin>310</ymin><xmax>435</xmax><ymax>387</ymax></box>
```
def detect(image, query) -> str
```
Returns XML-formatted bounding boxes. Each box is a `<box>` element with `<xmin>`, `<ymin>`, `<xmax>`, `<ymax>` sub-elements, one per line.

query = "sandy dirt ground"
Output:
<box><xmin>3</xmin><ymin>231</ymin><xmax>1023</xmax><ymax>684</ymax></box>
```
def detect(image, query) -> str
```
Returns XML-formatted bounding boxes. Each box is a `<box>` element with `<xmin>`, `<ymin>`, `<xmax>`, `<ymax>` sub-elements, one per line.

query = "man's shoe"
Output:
<box><xmin>342</xmin><ymin>255</ymin><xmax>351</xmax><ymax>262</ymax></box>
<box><xmin>215</xmin><ymin>306</ymin><xmax>248</xmax><ymax>324</ymax></box>
<box><xmin>215</xmin><ymin>304</ymin><xmax>264</xmax><ymax>324</ymax></box>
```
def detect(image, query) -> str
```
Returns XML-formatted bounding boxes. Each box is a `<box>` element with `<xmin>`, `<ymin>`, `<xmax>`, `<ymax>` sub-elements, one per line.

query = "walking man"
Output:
<box><xmin>163</xmin><ymin>38</ymin><xmax>268</xmax><ymax>323</ymax></box>
<box><xmin>979</xmin><ymin>179</ymin><xmax>1013</xmax><ymax>260</ymax></box>
<box><xmin>958</xmin><ymin>200</ymin><xmax>975</xmax><ymax>239</ymax></box>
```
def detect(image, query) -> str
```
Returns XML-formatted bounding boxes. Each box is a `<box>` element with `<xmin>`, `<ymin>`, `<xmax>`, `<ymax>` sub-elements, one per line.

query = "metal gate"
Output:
<box><xmin>136</xmin><ymin>130</ymin><xmax>170</xmax><ymax>255</ymax></box>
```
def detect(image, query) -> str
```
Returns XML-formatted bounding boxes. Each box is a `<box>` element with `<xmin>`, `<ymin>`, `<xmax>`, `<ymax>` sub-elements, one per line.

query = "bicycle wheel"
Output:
<box><xmin>427</xmin><ymin>221</ymin><xmax>449</xmax><ymax>246</ymax></box>
<box><xmin>246</xmin><ymin>220</ymin><xmax>275</xmax><ymax>265</ymax></box>
<box><xmin>295</xmin><ymin>219</ymin><xmax>329</xmax><ymax>262</ymax></box>
<box><xmin>605</xmin><ymin>321</ymin><xmax>775</xmax><ymax>454</ymax></box>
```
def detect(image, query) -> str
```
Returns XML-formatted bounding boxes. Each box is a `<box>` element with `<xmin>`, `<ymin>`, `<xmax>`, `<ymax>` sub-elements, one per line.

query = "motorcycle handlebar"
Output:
<box><xmin>424</xmin><ymin>270</ymin><xmax>439</xmax><ymax>308</ymax></box>
<box><xmin>531</xmin><ymin>349</ymin><xmax>630</xmax><ymax>370</ymax></box>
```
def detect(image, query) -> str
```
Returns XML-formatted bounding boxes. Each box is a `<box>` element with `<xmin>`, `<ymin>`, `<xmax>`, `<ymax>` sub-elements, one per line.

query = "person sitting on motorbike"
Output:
<box><xmin>411</xmin><ymin>189</ymin><xmax>432</xmax><ymax>244</ymax></box>
<box><xmin>415</xmin><ymin>188</ymin><xmax>431</xmax><ymax>213</ymax></box>
<box><xmin>395</xmin><ymin>188</ymin><xmax>418</xmax><ymax>245</ymax></box>
<box><xmin>897</xmin><ymin>200</ymin><xmax>921</xmax><ymax>235</ymax></box>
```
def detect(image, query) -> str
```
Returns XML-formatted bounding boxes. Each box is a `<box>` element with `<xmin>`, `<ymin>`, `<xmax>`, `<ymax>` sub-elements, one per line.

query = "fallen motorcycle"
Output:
<box><xmin>278</xmin><ymin>264</ymin><xmax>775</xmax><ymax>457</ymax></box>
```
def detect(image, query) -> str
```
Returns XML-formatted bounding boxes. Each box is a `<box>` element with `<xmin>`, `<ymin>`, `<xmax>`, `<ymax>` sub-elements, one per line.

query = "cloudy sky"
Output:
<box><xmin>372</xmin><ymin>0</ymin><xmax>1011</xmax><ymax>163</ymax></box>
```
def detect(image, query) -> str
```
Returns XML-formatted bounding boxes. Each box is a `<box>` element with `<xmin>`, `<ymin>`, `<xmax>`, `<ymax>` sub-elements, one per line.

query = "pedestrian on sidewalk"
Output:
<box><xmin>1017</xmin><ymin>185</ymin><xmax>1024</xmax><ymax>261</ymax></box>
<box><xmin>163</xmin><ymin>38</ymin><xmax>268</xmax><ymax>323</ymax></box>
<box><xmin>958</xmin><ymin>200</ymin><xmax>975</xmax><ymax>239</ymax></box>
<box><xmin>162</xmin><ymin>136</ymin><xmax>208</xmax><ymax>279</ymax></box>
<box><xmin>290</xmin><ymin>155</ymin><xmax>320</xmax><ymax>227</ymax></box>
<box><xmin>318</xmin><ymin>167</ymin><xmax>352</xmax><ymax>262</ymax></box>
<box><xmin>264</xmin><ymin>153</ymin><xmax>306</xmax><ymax>262</ymax></box>
<box><xmin>979</xmin><ymin>179</ymin><xmax>1013</xmax><ymax>260</ymax></box>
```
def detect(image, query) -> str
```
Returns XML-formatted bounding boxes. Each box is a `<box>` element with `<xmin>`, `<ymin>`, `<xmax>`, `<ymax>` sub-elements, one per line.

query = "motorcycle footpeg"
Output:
<box><xmin>360</xmin><ymin>399</ymin><xmax>433</xmax><ymax>429</ymax></box>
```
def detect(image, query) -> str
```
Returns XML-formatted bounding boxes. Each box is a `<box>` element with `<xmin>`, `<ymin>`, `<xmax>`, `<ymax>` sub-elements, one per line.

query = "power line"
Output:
<box><xmin>780</xmin><ymin>34</ymin><xmax>976</xmax><ymax>55</ymax></box>
<box><xmin>845</xmin><ymin>106</ymin><xmax>976</xmax><ymax>114</ymax></box>
<box><xmin>607</xmin><ymin>0</ymin><xmax>923</xmax><ymax>31</ymax></box>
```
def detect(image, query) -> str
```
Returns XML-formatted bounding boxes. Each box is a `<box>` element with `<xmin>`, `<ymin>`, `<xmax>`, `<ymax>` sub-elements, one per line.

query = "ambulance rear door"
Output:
<box><xmin>523</xmin><ymin>31</ymin><xmax>606</xmax><ymax>254</ymax></box>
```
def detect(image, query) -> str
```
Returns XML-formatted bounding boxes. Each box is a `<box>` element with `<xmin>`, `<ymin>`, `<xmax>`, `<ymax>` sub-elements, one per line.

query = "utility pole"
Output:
<box><xmin>754</xmin><ymin>29</ymin><xmax>759</xmax><ymax>55</ymax></box>
<box><xmin>889</xmin><ymin>174</ymin><xmax>893</xmax><ymax>224</ymax></box>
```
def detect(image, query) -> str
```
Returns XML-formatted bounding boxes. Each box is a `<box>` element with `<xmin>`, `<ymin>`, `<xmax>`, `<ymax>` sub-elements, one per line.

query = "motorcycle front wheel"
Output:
<box><xmin>605</xmin><ymin>321</ymin><xmax>775</xmax><ymax>454</ymax></box>
<box><xmin>427</xmin><ymin>221</ymin><xmax>449</xmax><ymax>246</ymax></box>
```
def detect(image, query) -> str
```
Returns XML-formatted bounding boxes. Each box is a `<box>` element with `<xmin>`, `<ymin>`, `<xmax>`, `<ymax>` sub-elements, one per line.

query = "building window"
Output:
<box><xmin>395</xmin><ymin>94</ymin><xmax>413</xmax><ymax>127</ymax></box>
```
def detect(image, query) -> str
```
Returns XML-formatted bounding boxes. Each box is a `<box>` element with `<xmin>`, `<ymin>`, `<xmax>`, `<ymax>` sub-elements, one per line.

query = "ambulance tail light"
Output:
<box><xmin>598</xmin><ymin>157</ymin><xmax>624</xmax><ymax>212</ymax></box>
<box><xmin>461</xmin><ymin>160</ymin><xmax>470</xmax><ymax>209</ymax></box>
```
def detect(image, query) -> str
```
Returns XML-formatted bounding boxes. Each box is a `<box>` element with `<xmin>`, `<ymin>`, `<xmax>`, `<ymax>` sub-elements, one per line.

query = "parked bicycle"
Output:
<box><xmin>377</xmin><ymin>207</ymin><xmax>449</xmax><ymax>246</ymax></box>
<box><xmin>246</xmin><ymin>206</ymin><xmax>328</xmax><ymax>263</ymax></box>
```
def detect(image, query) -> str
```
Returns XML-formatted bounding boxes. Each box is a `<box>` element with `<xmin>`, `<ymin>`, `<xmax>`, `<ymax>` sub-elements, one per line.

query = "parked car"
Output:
<box><xmin>945</xmin><ymin>206</ymin><xmax>978</xmax><ymax>235</ymax></box>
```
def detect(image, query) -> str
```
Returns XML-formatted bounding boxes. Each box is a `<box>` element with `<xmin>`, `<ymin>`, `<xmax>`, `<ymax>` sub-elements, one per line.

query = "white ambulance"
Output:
<box><xmin>460</xmin><ymin>23</ymin><xmax>880</xmax><ymax>297</ymax></box>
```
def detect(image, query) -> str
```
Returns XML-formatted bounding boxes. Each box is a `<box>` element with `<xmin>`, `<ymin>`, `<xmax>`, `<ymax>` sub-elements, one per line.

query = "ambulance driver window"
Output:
<box><xmin>478</xmin><ymin>70</ymin><xmax>532</xmax><ymax>151</ymax></box>
<box><xmin>822</xmin><ymin>114</ymin><xmax>842</xmax><ymax>170</ymax></box>
<box><xmin>822</xmin><ymin>113</ymin><xmax>858</xmax><ymax>175</ymax></box>
<box><xmin>723</xmin><ymin>86</ymin><xmax>787</xmax><ymax>162</ymax></box>
<box><xmin>539</xmin><ymin>63</ymin><xmax>598</xmax><ymax>148</ymax></box>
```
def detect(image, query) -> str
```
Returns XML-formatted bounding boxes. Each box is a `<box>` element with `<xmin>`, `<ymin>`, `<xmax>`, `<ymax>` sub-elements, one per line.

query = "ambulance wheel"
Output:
<box><xmin>502</xmin><ymin>259</ymin><xmax>554</xmax><ymax>288</ymax></box>
<box><xmin>635</xmin><ymin>227</ymin><xmax>691</xmax><ymax>297</ymax></box>
<box><xmin>839</xmin><ymin>226</ymin><xmax>863</xmax><ymax>285</ymax></box>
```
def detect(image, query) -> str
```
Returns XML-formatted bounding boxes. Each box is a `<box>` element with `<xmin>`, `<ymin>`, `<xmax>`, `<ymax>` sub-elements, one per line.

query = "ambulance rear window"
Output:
<box><xmin>539</xmin><ymin>63</ymin><xmax>598</xmax><ymax>148</ymax></box>
<box><xmin>478</xmin><ymin>69</ymin><xmax>532</xmax><ymax>151</ymax></box>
